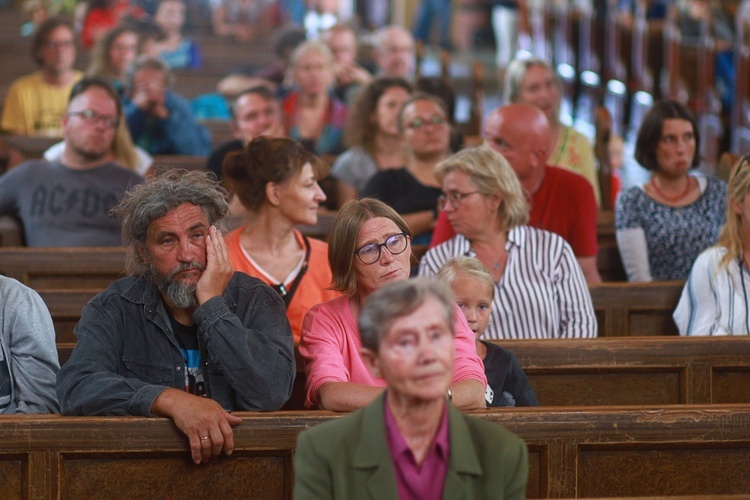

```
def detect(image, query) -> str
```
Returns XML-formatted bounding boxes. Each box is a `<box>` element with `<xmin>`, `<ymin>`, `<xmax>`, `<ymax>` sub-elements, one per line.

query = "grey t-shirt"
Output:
<box><xmin>330</xmin><ymin>146</ymin><xmax>379</xmax><ymax>193</ymax></box>
<box><xmin>0</xmin><ymin>159</ymin><xmax>143</xmax><ymax>246</ymax></box>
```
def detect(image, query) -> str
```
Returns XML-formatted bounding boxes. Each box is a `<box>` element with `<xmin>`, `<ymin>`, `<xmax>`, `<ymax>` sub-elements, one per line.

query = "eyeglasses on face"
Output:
<box><xmin>437</xmin><ymin>191</ymin><xmax>481</xmax><ymax>210</ymax></box>
<box><xmin>406</xmin><ymin>115</ymin><xmax>447</xmax><ymax>131</ymax></box>
<box><xmin>67</xmin><ymin>109</ymin><xmax>119</xmax><ymax>129</ymax></box>
<box><xmin>45</xmin><ymin>39</ymin><xmax>75</xmax><ymax>50</ymax></box>
<box><xmin>353</xmin><ymin>232</ymin><xmax>410</xmax><ymax>265</ymax></box>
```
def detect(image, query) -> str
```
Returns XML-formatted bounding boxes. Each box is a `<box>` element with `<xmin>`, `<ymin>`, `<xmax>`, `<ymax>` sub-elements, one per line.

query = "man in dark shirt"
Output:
<box><xmin>57</xmin><ymin>170</ymin><xmax>295</xmax><ymax>464</ymax></box>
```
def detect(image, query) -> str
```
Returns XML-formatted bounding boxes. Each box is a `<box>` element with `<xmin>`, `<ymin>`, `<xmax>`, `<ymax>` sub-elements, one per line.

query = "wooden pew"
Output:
<box><xmin>281</xmin><ymin>336</ymin><xmax>750</xmax><ymax>410</ymax></box>
<box><xmin>0</xmin><ymin>247</ymin><xmax>127</xmax><ymax>289</ymax></box>
<box><xmin>151</xmin><ymin>155</ymin><xmax>208</xmax><ymax>173</ymax></box>
<box><xmin>504</xmin><ymin>336</ymin><xmax>750</xmax><ymax>405</ymax></box>
<box><xmin>2</xmin><ymin>406</ymin><xmax>750</xmax><ymax>498</ymax></box>
<box><xmin>590</xmin><ymin>281</ymin><xmax>683</xmax><ymax>336</ymax></box>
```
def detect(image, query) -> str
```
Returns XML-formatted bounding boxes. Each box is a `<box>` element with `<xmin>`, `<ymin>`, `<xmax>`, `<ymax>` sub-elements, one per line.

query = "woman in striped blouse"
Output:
<box><xmin>674</xmin><ymin>156</ymin><xmax>750</xmax><ymax>335</ymax></box>
<box><xmin>419</xmin><ymin>146</ymin><xmax>597</xmax><ymax>339</ymax></box>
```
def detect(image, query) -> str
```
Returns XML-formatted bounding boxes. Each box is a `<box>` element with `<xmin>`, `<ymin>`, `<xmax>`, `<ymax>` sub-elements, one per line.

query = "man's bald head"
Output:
<box><xmin>482</xmin><ymin>104</ymin><xmax>550</xmax><ymax>193</ymax></box>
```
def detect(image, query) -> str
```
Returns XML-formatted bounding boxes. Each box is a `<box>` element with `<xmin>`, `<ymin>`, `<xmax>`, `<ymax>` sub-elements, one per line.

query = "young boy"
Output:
<box><xmin>437</xmin><ymin>256</ymin><xmax>538</xmax><ymax>407</ymax></box>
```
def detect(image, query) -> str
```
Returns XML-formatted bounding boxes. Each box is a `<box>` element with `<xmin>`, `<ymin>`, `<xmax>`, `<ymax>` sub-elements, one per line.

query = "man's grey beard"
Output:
<box><xmin>149</xmin><ymin>261</ymin><xmax>206</xmax><ymax>309</ymax></box>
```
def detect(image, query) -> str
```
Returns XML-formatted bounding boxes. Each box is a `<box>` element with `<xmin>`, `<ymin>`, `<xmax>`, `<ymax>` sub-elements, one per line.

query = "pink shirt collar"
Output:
<box><xmin>384</xmin><ymin>395</ymin><xmax>450</xmax><ymax>500</ymax></box>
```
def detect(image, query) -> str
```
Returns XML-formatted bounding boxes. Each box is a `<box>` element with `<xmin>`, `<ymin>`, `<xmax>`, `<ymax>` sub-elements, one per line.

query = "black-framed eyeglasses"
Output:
<box><xmin>67</xmin><ymin>109</ymin><xmax>119</xmax><ymax>129</ymax></box>
<box><xmin>407</xmin><ymin>115</ymin><xmax>446</xmax><ymax>131</ymax></box>
<box><xmin>437</xmin><ymin>191</ymin><xmax>481</xmax><ymax>210</ymax></box>
<box><xmin>353</xmin><ymin>232</ymin><xmax>410</xmax><ymax>265</ymax></box>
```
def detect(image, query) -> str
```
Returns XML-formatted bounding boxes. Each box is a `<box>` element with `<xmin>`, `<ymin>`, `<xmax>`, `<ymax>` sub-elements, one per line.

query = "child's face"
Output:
<box><xmin>451</xmin><ymin>276</ymin><xmax>493</xmax><ymax>337</ymax></box>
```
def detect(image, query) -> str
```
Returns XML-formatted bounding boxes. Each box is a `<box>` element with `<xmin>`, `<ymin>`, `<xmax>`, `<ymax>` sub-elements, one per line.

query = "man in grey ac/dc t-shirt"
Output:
<box><xmin>0</xmin><ymin>77</ymin><xmax>142</xmax><ymax>246</ymax></box>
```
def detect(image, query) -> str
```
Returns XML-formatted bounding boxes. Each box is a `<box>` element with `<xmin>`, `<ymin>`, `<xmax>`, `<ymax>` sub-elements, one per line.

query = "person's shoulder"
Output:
<box><xmin>694</xmin><ymin>245</ymin><xmax>726</xmax><ymax>268</ymax></box>
<box><xmin>7</xmin><ymin>71</ymin><xmax>43</xmax><ymax>89</ymax></box>
<box><xmin>0</xmin><ymin>274</ymin><xmax>40</xmax><ymax>301</ymax></box>
<box><xmin>545</xmin><ymin>164</ymin><xmax>591</xmax><ymax>187</ymax></box>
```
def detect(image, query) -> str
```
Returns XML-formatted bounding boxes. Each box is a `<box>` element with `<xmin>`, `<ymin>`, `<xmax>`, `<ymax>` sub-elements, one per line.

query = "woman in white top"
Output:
<box><xmin>675</xmin><ymin>156</ymin><xmax>750</xmax><ymax>335</ymax></box>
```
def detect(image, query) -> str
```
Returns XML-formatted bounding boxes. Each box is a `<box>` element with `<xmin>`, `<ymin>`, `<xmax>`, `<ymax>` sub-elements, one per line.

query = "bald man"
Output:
<box><xmin>431</xmin><ymin>104</ymin><xmax>601</xmax><ymax>283</ymax></box>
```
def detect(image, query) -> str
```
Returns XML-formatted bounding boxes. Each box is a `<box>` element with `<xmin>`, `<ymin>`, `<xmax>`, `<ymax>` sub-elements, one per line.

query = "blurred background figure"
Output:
<box><xmin>150</xmin><ymin>0</ymin><xmax>201</xmax><ymax>69</ymax></box>
<box><xmin>321</xmin><ymin>23</ymin><xmax>372</xmax><ymax>104</ymax></box>
<box><xmin>412</xmin><ymin>0</ymin><xmax>452</xmax><ymax>50</ymax></box>
<box><xmin>505</xmin><ymin>57</ymin><xmax>600</xmax><ymax>205</ymax></box>
<box><xmin>207</xmin><ymin>85</ymin><xmax>285</xmax><ymax>180</ymax></box>
<box><xmin>373</xmin><ymin>25</ymin><xmax>415</xmax><ymax>79</ymax></box>
<box><xmin>281</xmin><ymin>40</ymin><xmax>347</xmax><ymax>159</ymax></box>
<box><xmin>79</xmin><ymin>0</ymin><xmax>145</xmax><ymax>50</ymax></box>
<box><xmin>86</xmin><ymin>24</ymin><xmax>140</xmax><ymax>94</ymax></box>
<box><xmin>331</xmin><ymin>77</ymin><xmax>412</xmax><ymax>207</ymax></box>
<box><xmin>123</xmin><ymin>55</ymin><xmax>211</xmax><ymax>155</ymax></box>
<box><xmin>211</xmin><ymin>0</ymin><xmax>280</xmax><ymax>42</ymax></box>
<box><xmin>362</xmin><ymin>92</ymin><xmax>451</xmax><ymax>245</ymax></box>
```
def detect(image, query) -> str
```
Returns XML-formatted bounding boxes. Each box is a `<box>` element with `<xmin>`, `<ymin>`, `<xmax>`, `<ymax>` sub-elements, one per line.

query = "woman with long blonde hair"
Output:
<box><xmin>674</xmin><ymin>156</ymin><xmax>750</xmax><ymax>335</ymax></box>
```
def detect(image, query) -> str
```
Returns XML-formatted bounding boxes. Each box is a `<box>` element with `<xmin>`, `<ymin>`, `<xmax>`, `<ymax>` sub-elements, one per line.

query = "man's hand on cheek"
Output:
<box><xmin>195</xmin><ymin>226</ymin><xmax>233</xmax><ymax>305</ymax></box>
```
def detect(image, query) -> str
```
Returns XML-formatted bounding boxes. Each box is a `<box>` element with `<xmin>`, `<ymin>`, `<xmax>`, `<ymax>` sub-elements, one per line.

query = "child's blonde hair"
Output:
<box><xmin>435</xmin><ymin>256</ymin><xmax>495</xmax><ymax>298</ymax></box>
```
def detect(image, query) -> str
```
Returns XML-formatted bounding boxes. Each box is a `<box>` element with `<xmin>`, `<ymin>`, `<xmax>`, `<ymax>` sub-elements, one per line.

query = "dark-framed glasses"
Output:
<box><xmin>407</xmin><ymin>115</ymin><xmax>446</xmax><ymax>131</ymax></box>
<box><xmin>67</xmin><ymin>109</ymin><xmax>119</xmax><ymax>129</ymax></box>
<box><xmin>354</xmin><ymin>232</ymin><xmax>410</xmax><ymax>265</ymax></box>
<box><xmin>437</xmin><ymin>191</ymin><xmax>481</xmax><ymax>210</ymax></box>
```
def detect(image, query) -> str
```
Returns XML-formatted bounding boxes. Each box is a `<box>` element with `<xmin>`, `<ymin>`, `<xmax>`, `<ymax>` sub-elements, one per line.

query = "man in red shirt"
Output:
<box><xmin>430</xmin><ymin>103</ymin><xmax>601</xmax><ymax>283</ymax></box>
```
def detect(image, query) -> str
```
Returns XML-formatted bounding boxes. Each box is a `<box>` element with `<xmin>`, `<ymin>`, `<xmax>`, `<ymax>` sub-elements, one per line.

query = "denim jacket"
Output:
<box><xmin>57</xmin><ymin>273</ymin><xmax>295</xmax><ymax>416</ymax></box>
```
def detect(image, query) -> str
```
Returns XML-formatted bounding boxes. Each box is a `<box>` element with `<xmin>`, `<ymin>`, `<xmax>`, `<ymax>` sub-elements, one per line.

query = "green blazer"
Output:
<box><xmin>294</xmin><ymin>394</ymin><xmax>528</xmax><ymax>500</ymax></box>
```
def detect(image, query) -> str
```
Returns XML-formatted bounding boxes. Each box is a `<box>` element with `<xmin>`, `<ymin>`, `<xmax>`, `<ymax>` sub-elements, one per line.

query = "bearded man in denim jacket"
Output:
<box><xmin>57</xmin><ymin>170</ymin><xmax>295</xmax><ymax>464</ymax></box>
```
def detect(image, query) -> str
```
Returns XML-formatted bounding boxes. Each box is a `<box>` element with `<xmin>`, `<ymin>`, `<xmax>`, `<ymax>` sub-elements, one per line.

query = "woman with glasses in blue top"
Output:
<box><xmin>361</xmin><ymin>93</ymin><xmax>452</xmax><ymax>245</ymax></box>
<box><xmin>419</xmin><ymin>146</ymin><xmax>596</xmax><ymax>340</ymax></box>
<box><xmin>298</xmin><ymin>198</ymin><xmax>487</xmax><ymax>412</ymax></box>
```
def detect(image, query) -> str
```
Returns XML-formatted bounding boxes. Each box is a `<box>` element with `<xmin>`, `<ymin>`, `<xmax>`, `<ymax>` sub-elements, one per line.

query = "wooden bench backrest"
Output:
<box><xmin>500</xmin><ymin>336</ymin><xmax>750</xmax><ymax>405</ymax></box>
<box><xmin>0</xmin><ymin>247</ymin><xmax>127</xmax><ymax>289</ymax></box>
<box><xmin>2</xmin><ymin>405</ymin><xmax>750</xmax><ymax>499</ymax></box>
<box><xmin>590</xmin><ymin>280</ymin><xmax>683</xmax><ymax>336</ymax></box>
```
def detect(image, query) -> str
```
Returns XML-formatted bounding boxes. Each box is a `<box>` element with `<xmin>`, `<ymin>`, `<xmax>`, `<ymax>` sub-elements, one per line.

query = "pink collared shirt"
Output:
<box><xmin>384</xmin><ymin>397</ymin><xmax>450</xmax><ymax>500</ymax></box>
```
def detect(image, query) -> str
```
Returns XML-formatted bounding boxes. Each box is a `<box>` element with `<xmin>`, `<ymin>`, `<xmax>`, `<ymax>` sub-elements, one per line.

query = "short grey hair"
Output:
<box><xmin>112</xmin><ymin>169</ymin><xmax>229</xmax><ymax>275</ymax></box>
<box><xmin>358</xmin><ymin>278</ymin><xmax>455</xmax><ymax>353</ymax></box>
<box><xmin>503</xmin><ymin>56</ymin><xmax>560</xmax><ymax>104</ymax></box>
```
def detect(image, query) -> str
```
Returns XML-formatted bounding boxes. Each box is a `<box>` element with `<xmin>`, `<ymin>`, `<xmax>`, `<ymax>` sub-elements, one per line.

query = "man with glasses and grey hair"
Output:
<box><xmin>0</xmin><ymin>77</ymin><xmax>143</xmax><ymax>246</ymax></box>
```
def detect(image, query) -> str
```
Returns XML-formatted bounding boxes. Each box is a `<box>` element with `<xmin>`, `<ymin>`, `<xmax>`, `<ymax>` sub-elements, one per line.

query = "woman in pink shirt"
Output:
<box><xmin>299</xmin><ymin>198</ymin><xmax>487</xmax><ymax>411</ymax></box>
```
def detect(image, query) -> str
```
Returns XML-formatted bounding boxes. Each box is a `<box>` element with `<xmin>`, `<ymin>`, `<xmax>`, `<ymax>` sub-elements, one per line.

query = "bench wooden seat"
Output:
<box><xmin>2</xmin><ymin>405</ymin><xmax>750</xmax><ymax>498</ymax></box>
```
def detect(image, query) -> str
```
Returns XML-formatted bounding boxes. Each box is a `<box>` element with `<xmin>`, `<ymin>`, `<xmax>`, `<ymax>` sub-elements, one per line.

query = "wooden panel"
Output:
<box><xmin>712</xmin><ymin>368</ymin><xmax>750</xmax><ymax>403</ymax></box>
<box><xmin>527</xmin><ymin>368</ymin><xmax>682</xmax><ymax>406</ymax></box>
<box><xmin>0</xmin><ymin>455</ymin><xmax>24</xmax><ymax>500</ymax></box>
<box><xmin>578</xmin><ymin>445</ymin><xmax>750</xmax><ymax>497</ymax></box>
<box><xmin>0</xmin><ymin>247</ymin><xmax>127</xmax><ymax>290</ymax></box>
<box><xmin>61</xmin><ymin>452</ymin><xmax>287</xmax><ymax>499</ymax></box>
<box><xmin>589</xmin><ymin>281</ymin><xmax>683</xmax><ymax>336</ymax></box>
<box><xmin>1</xmin><ymin>406</ymin><xmax>750</xmax><ymax>498</ymax></box>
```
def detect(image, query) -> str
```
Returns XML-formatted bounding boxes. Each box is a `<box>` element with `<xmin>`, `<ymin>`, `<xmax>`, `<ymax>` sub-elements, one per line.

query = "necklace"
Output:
<box><xmin>649</xmin><ymin>176</ymin><xmax>693</xmax><ymax>203</ymax></box>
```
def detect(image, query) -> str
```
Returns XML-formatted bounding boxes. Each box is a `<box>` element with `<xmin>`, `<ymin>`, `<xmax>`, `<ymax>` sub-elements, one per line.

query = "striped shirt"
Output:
<box><xmin>674</xmin><ymin>246</ymin><xmax>750</xmax><ymax>335</ymax></box>
<box><xmin>419</xmin><ymin>226</ymin><xmax>597</xmax><ymax>339</ymax></box>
